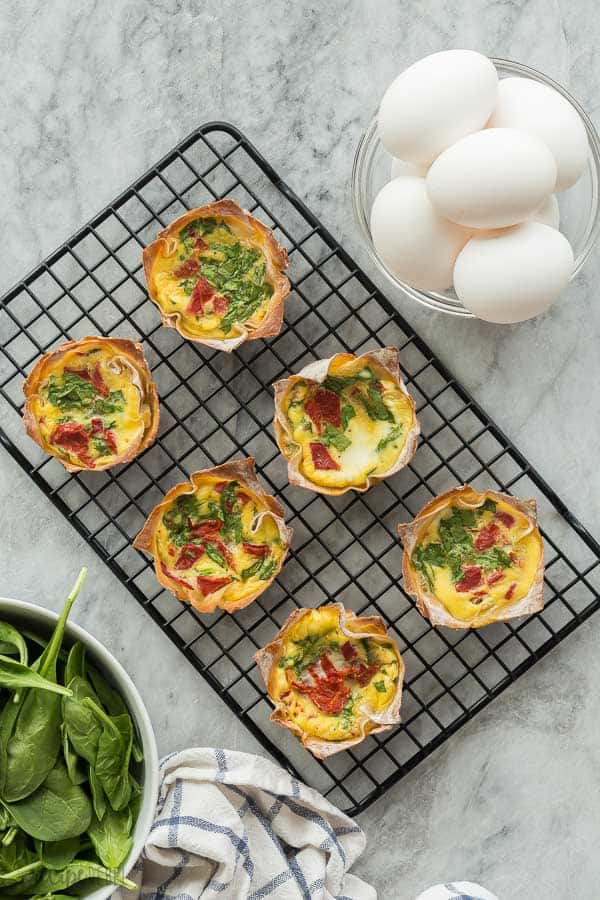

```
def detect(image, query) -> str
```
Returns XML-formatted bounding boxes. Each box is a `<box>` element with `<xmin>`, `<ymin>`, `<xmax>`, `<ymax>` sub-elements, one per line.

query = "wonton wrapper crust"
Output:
<box><xmin>143</xmin><ymin>199</ymin><xmax>290</xmax><ymax>351</ymax></box>
<box><xmin>22</xmin><ymin>335</ymin><xmax>160</xmax><ymax>473</ymax></box>
<box><xmin>398</xmin><ymin>484</ymin><xmax>545</xmax><ymax>629</ymax></box>
<box><xmin>133</xmin><ymin>457</ymin><xmax>292</xmax><ymax>614</ymax></box>
<box><xmin>272</xmin><ymin>347</ymin><xmax>420</xmax><ymax>496</ymax></box>
<box><xmin>255</xmin><ymin>603</ymin><xmax>405</xmax><ymax>759</ymax></box>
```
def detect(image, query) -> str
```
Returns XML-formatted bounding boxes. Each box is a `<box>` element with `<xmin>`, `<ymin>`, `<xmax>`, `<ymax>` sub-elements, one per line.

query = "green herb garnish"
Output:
<box><xmin>373</xmin><ymin>680</ymin><xmax>387</xmax><ymax>693</ymax></box>
<box><xmin>320</xmin><ymin>424</ymin><xmax>351</xmax><ymax>452</ymax></box>
<box><xmin>377</xmin><ymin>424</ymin><xmax>402</xmax><ymax>451</ymax></box>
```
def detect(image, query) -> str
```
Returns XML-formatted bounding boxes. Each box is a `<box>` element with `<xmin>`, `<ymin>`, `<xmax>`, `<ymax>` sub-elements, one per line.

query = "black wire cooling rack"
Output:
<box><xmin>1</xmin><ymin>122</ymin><xmax>600</xmax><ymax>816</ymax></box>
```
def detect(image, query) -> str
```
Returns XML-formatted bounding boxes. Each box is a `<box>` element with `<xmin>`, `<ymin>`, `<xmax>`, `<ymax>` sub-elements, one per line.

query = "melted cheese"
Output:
<box><xmin>155</xmin><ymin>477</ymin><xmax>284</xmax><ymax>606</ymax></box>
<box><xmin>149</xmin><ymin>221</ymin><xmax>272</xmax><ymax>340</ymax></box>
<box><xmin>413</xmin><ymin>496</ymin><xmax>542</xmax><ymax>622</ymax></box>
<box><xmin>282</xmin><ymin>359</ymin><xmax>415</xmax><ymax>490</ymax></box>
<box><xmin>270</xmin><ymin>607</ymin><xmax>400</xmax><ymax>742</ymax></box>
<box><xmin>31</xmin><ymin>343</ymin><xmax>148</xmax><ymax>468</ymax></box>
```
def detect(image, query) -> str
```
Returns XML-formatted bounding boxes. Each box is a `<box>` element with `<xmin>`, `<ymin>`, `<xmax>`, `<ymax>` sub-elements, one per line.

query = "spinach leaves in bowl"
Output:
<box><xmin>0</xmin><ymin>569</ymin><xmax>140</xmax><ymax>896</ymax></box>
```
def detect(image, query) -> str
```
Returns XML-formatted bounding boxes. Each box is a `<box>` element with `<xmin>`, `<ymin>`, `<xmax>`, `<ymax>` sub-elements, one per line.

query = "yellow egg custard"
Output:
<box><xmin>143</xmin><ymin>200</ymin><xmax>290</xmax><ymax>351</ymax></box>
<box><xmin>23</xmin><ymin>336</ymin><xmax>159</xmax><ymax>472</ymax></box>
<box><xmin>398</xmin><ymin>485</ymin><xmax>544</xmax><ymax>629</ymax></box>
<box><xmin>273</xmin><ymin>348</ymin><xmax>419</xmax><ymax>495</ymax></box>
<box><xmin>255</xmin><ymin>604</ymin><xmax>404</xmax><ymax>758</ymax></box>
<box><xmin>134</xmin><ymin>458</ymin><xmax>292</xmax><ymax>614</ymax></box>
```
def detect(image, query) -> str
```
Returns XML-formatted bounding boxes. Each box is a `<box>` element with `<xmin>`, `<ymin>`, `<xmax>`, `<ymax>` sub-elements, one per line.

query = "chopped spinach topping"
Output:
<box><xmin>320</xmin><ymin>424</ymin><xmax>351</xmax><ymax>452</ymax></box>
<box><xmin>358</xmin><ymin>382</ymin><xmax>393</xmax><ymax>422</ymax></box>
<box><xmin>373</xmin><ymin>680</ymin><xmax>387</xmax><ymax>693</ymax></box>
<box><xmin>46</xmin><ymin>372</ymin><xmax>96</xmax><ymax>409</ymax></box>
<box><xmin>177</xmin><ymin>227</ymin><xmax>272</xmax><ymax>333</ymax></box>
<box><xmin>377</xmin><ymin>424</ymin><xmax>402</xmax><ymax>451</ymax></box>
<box><xmin>241</xmin><ymin>559</ymin><xmax>263</xmax><ymax>580</ymax></box>
<box><xmin>258</xmin><ymin>557</ymin><xmax>277</xmax><ymax>581</ymax></box>
<box><xmin>411</xmin><ymin>501</ymin><xmax>513</xmax><ymax>591</ymax></box>
<box><xmin>205</xmin><ymin>543</ymin><xmax>226</xmax><ymax>568</ymax></box>
<box><xmin>220</xmin><ymin>481</ymin><xmax>242</xmax><ymax>544</ymax></box>
<box><xmin>322</xmin><ymin>367</ymin><xmax>374</xmax><ymax>394</ymax></box>
<box><xmin>91</xmin><ymin>437</ymin><xmax>113</xmax><ymax>457</ymax></box>
<box><xmin>162</xmin><ymin>495</ymin><xmax>201</xmax><ymax>546</ymax></box>
<box><xmin>341</xmin><ymin>403</ymin><xmax>356</xmax><ymax>431</ymax></box>
<box><xmin>45</xmin><ymin>373</ymin><xmax>125</xmax><ymax>417</ymax></box>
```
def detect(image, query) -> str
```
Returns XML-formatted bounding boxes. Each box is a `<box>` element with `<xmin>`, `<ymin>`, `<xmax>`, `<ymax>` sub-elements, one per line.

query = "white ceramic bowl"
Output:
<box><xmin>0</xmin><ymin>597</ymin><xmax>159</xmax><ymax>900</ymax></box>
<box><xmin>352</xmin><ymin>57</ymin><xmax>600</xmax><ymax>316</ymax></box>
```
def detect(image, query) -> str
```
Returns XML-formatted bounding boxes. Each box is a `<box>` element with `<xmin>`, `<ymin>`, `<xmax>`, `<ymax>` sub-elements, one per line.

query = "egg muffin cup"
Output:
<box><xmin>23</xmin><ymin>335</ymin><xmax>159</xmax><ymax>473</ymax></box>
<box><xmin>133</xmin><ymin>457</ymin><xmax>292</xmax><ymax>614</ymax></box>
<box><xmin>255</xmin><ymin>603</ymin><xmax>405</xmax><ymax>759</ymax></box>
<box><xmin>143</xmin><ymin>199</ymin><xmax>290</xmax><ymax>351</ymax></box>
<box><xmin>398</xmin><ymin>485</ymin><xmax>544</xmax><ymax>629</ymax></box>
<box><xmin>273</xmin><ymin>348</ymin><xmax>419</xmax><ymax>496</ymax></box>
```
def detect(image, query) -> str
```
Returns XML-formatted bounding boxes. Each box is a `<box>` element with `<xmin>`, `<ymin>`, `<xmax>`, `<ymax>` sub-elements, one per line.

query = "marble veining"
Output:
<box><xmin>1</xmin><ymin>1</ymin><xmax>600</xmax><ymax>897</ymax></box>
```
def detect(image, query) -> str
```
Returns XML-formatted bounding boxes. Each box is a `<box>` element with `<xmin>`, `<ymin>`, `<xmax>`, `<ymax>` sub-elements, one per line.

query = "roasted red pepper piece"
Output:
<box><xmin>174</xmin><ymin>259</ymin><xmax>200</xmax><ymax>278</ymax></box>
<box><xmin>212</xmin><ymin>294</ymin><xmax>230</xmax><ymax>315</ymax></box>
<box><xmin>189</xmin><ymin>519</ymin><xmax>222</xmax><ymax>538</ymax></box>
<box><xmin>187</xmin><ymin>277</ymin><xmax>215</xmax><ymax>315</ymax></box>
<box><xmin>51</xmin><ymin>422</ymin><xmax>95</xmax><ymax>468</ymax></box>
<box><xmin>160</xmin><ymin>562</ymin><xmax>192</xmax><ymax>589</ymax></box>
<box><xmin>196</xmin><ymin>575</ymin><xmax>232</xmax><ymax>596</ymax></box>
<box><xmin>475</xmin><ymin>523</ymin><xmax>500</xmax><ymax>551</ymax></box>
<box><xmin>505</xmin><ymin>582</ymin><xmax>517</xmax><ymax>600</ymax></box>
<box><xmin>487</xmin><ymin>570</ymin><xmax>505</xmax><ymax>585</ymax></box>
<box><xmin>309</xmin><ymin>442</ymin><xmax>339</xmax><ymax>470</ymax></box>
<box><xmin>456</xmin><ymin>565</ymin><xmax>482</xmax><ymax>592</ymax></box>
<box><xmin>304</xmin><ymin>388</ymin><xmax>341</xmax><ymax>432</ymax></box>
<box><xmin>496</xmin><ymin>511</ymin><xmax>515</xmax><ymax>528</ymax></box>
<box><xmin>341</xmin><ymin>641</ymin><xmax>358</xmax><ymax>661</ymax></box>
<box><xmin>242</xmin><ymin>542</ymin><xmax>270</xmax><ymax>558</ymax></box>
<box><xmin>174</xmin><ymin>544</ymin><xmax>205</xmax><ymax>570</ymax></box>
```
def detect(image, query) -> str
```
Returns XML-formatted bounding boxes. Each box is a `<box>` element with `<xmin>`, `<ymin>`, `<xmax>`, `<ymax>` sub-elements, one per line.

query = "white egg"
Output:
<box><xmin>370</xmin><ymin>176</ymin><xmax>469</xmax><ymax>292</ymax></box>
<box><xmin>453</xmin><ymin>222</ymin><xmax>574</xmax><ymax>323</ymax></box>
<box><xmin>530</xmin><ymin>194</ymin><xmax>560</xmax><ymax>228</ymax></box>
<box><xmin>426</xmin><ymin>128</ymin><xmax>557</xmax><ymax>228</ymax></box>
<box><xmin>378</xmin><ymin>49</ymin><xmax>498</xmax><ymax>165</ymax></box>
<box><xmin>390</xmin><ymin>157</ymin><xmax>427</xmax><ymax>179</ymax></box>
<box><xmin>488</xmin><ymin>76</ymin><xmax>589</xmax><ymax>191</ymax></box>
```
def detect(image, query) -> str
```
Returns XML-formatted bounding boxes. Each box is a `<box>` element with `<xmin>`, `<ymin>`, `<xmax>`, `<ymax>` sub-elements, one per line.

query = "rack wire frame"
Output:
<box><xmin>1</xmin><ymin>122</ymin><xmax>599</xmax><ymax>816</ymax></box>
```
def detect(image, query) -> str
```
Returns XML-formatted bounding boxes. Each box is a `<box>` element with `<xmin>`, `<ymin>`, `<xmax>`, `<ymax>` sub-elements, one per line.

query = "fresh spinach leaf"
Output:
<box><xmin>87</xmin><ymin>805</ymin><xmax>133</xmax><ymax>869</ymax></box>
<box><xmin>0</xmin><ymin>623</ymin><xmax>27</xmax><ymax>666</ymax></box>
<box><xmin>2</xmin><ymin>570</ymin><xmax>87</xmax><ymax>802</ymax></box>
<box><xmin>65</xmin><ymin>642</ymin><xmax>86</xmax><ymax>687</ymax></box>
<box><xmin>89</xmin><ymin>765</ymin><xmax>106</xmax><ymax>821</ymax></box>
<box><xmin>2</xmin><ymin>760</ymin><xmax>92</xmax><ymax>841</ymax></box>
<box><xmin>84</xmin><ymin>700</ymin><xmax>132</xmax><ymax>812</ymax></box>
<box><xmin>32</xmin><ymin>858</ymin><xmax>136</xmax><ymax>893</ymax></box>
<box><xmin>34</xmin><ymin>835</ymin><xmax>80</xmax><ymax>870</ymax></box>
<box><xmin>340</xmin><ymin>403</ymin><xmax>356</xmax><ymax>431</ymax></box>
<box><xmin>0</xmin><ymin>657</ymin><xmax>72</xmax><ymax>695</ymax></box>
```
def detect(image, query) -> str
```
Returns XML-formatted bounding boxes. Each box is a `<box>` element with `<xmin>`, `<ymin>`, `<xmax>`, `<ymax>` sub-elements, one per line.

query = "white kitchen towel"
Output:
<box><xmin>114</xmin><ymin>747</ymin><xmax>376</xmax><ymax>900</ymax></box>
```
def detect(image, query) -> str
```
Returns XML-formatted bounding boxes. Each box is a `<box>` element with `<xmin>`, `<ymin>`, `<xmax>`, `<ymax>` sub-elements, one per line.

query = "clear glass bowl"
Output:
<box><xmin>352</xmin><ymin>57</ymin><xmax>600</xmax><ymax>317</ymax></box>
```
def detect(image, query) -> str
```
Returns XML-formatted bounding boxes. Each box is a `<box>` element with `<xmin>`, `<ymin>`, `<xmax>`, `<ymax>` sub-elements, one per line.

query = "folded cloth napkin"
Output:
<box><xmin>114</xmin><ymin>747</ymin><xmax>376</xmax><ymax>900</ymax></box>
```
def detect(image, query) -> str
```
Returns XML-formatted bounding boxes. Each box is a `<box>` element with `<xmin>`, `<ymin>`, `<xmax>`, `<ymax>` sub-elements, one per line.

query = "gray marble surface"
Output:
<box><xmin>1</xmin><ymin>1</ymin><xmax>599</xmax><ymax>897</ymax></box>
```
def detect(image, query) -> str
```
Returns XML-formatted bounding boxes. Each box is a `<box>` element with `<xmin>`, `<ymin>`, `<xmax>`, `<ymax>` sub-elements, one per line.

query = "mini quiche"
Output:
<box><xmin>273</xmin><ymin>348</ymin><xmax>419</xmax><ymax>495</ymax></box>
<box><xmin>398</xmin><ymin>485</ymin><xmax>544</xmax><ymax>629</ymax></box>
<box><xmin>133</xmin><ymin>458</ymin><xmax>292</xmax><ymax>614</ymax></box>
<box><xmin>23</xmin><ymin>336</ymin><xmax>159</xmax><ymax>472</ymax></box>
<box><xmin>255</xmin><ymin>604</ymin><xmax>405</xmax><ymax>758</ymax></box>
<box><xmin>143</xmin><ymin>199</ymin><xmax>290</xmax><ymax>351</ymax></box>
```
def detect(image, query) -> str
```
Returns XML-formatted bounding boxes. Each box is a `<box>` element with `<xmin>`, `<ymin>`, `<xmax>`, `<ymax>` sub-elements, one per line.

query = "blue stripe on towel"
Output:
<box><xmin>263</xmin><ymin>789</ymin><xmax>347</xmax><ymax>867</ymax></box>
<box><xmin>248</xmin><ymin>868</ymin><xmax>295</xmax><ymax>899</ymax></box>
<box><xmin>152</xmin><ymin>815</ymin><xmax>254</xmax><ymax>879</ymax></box>
<box><xmin>226</xmin><ymin>784</ymin><xmax>312</xmax><ymax>900</ymax></box>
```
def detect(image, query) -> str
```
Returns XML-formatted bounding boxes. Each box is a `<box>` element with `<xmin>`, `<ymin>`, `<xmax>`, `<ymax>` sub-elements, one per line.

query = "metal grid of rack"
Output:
<box><xmin>1</xmin><ymin>122</ymin><xmax>599</xmax><ymax>816</ymax></box>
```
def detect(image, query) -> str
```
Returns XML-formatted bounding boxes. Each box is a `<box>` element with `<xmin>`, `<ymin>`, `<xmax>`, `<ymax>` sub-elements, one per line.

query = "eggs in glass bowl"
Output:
<box><xmin>352</xmin><ymin>52</ymin><xmax>600</xmax><ymax>323</ymax></box>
